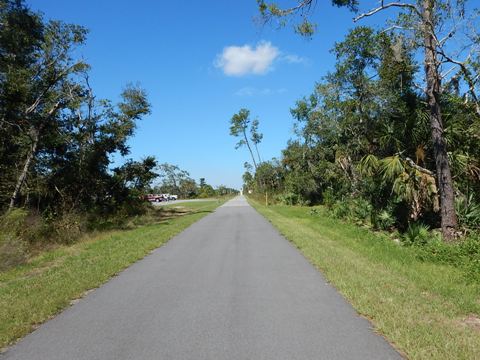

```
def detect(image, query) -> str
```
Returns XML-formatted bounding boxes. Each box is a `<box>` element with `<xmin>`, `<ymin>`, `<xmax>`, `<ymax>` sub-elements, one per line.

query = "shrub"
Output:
<box><xmin>402</xmin><ymin>222</ymin><xmax>432</xmax><ymax>246</ymax></box>
<box><xmin>459</xmin><ymin>234</ymin><xmax>480</xmax><ymax>258</ymax></box>
<box><xmin>277</xmin><ymin>192</ymin><xmax>299</xmax><ymax>205</ymax></box>
<box><xmin>375</xmin><ymin>209</ymin><xmax>396</xmax><ymax>230</ymax></box>
<box><xmin>0</xmin><ymin>235</ymin><xmax>27</xmax><ymax>271</ymax></box>
<box><xmin>330</xmin><ymin>200</ymin><xmax>352</xmax><ymax>219</ymax></box>
<box><xmin>329</xmin><ymin>197</ymin><xmax>372</xmax><ymax>225</ymax></box>
<box><xmin>49</xmin><ymin>212</ymin><xmax>86</xmax><ymax>244</ymax></box>
<box><xmin>351</xmin><ymin>198</ymin><xmax>372</xmax><ymax>224</ymax></box>
<box><xmin>0</xmin><ymin>209</ymin><xmax>29</xmax><ymax>270</ymax></box>
<box><xmin>321</xmin><ymin>189</ymin><xmax>336</xmax><ymax>209</ymax></box>
<box><xmin>456</xmin><ymin>194</ymin><xmax>480</xmax><ymax>229</ymax></box>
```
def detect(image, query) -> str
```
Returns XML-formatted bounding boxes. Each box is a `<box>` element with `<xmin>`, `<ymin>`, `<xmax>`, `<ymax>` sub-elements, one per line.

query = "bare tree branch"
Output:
<box><xmin>354</xmin><ymin>2</ymin><xmax>421</xmax><ymax>22</ymax></box>
<box><xmin>436</xmin><ymin>48</ymin><xmax>480</xmax><ymax>115</ymax></box>
<box><xmin>405</xmin><ymin>157</ymin><xmax>435</xmax><ymax>176</ymax></box>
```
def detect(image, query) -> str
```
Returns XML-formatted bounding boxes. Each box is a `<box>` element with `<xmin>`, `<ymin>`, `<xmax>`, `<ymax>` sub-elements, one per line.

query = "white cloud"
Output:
<box><xmin>215</xmin><ymin>41</ymin><xmax>280</xmax><ymax>76</ymax></box>
<box><xmin>235</xmin><ymin>87</ymin><xmax>287</xmax><ymax>97</ymax></box>
<box><xmin>283</xmin><ymin>54</ymin><xmax>308</xmax><ymax>64</ymax></box>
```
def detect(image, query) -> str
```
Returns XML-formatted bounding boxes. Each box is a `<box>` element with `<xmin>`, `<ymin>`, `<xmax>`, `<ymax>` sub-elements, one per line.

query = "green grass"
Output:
<box><xmin>251</xmin><ymin>201</ymin><xmax>480</xmax><ymax>359</ymax></box>
<box><xmin>0</xmin><ymin>200</ymin><xmax>222</xmax><ymax>350</ymax></box>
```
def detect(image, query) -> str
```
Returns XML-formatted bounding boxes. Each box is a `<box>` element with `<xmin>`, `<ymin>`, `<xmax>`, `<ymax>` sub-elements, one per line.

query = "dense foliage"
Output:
<box><xmin>0</xmin><ymin>1</ymin><xmax>163</xmax><ymax>268</ymax></box>
<box><xmin>246</xmin><ymin>0</ymin><xmax>480</xmax><ymax>241</ymax></box>
<box><xmin>0</xmin><ymin>0</ymin><xmax>157</xmax><ymax>217</ymax></box>
<box><xmin>242</xmin><ymin>26</ymin><xmax>480</xmax><ymax>238</ymax></box>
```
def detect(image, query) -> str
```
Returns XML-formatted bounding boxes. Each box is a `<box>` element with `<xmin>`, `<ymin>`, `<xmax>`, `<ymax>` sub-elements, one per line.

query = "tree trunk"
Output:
<box><xmin>423</xmin><ymin>0</ymin><xmax>458</xmax><ymax>240</ymax></box>
<box><xmin>255</xmin><ymin>143</ymin><xmax>262</xmax><ymax>164</ymax></box>
<box><xmin>243</xmin><ymin>130</ymin><xmax>258</xmax><ymax>170</ymax></box>
<box><xmin>9</xmin><ymin>127</ymin><xmax>40</xmax><ymax>210</ymax></box>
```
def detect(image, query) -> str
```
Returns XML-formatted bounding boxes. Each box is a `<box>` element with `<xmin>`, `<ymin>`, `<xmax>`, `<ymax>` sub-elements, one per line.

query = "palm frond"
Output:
<box><xmin>380</xmin><ymin>155</ymin><xmax>405</xmax><ymax>181</ymax></box>
<box><xmin>358</xmin><ymin>154</ymin><xmax>379</xmax><ymax>176</ymax></box>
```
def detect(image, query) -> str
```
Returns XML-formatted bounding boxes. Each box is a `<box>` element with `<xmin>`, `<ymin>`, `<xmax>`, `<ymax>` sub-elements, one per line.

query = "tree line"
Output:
<box><xmin>0</xmin><ymin>1</ymin><xmax>238</xmax><ymax>268</ymax></box>
<box><xmin>0</xmin><ymin>0</ymin><xmax>159</xmax><ymax>218</ymax></box>
<box><xmin>234</xmin><ymin>0</ymin><xmax>480</xmax><ymax>241</ymax></box>
<box><xmin>154</xmin><ymin>164</ymin><xmax>238</xmax><ymax>199</ymax></box>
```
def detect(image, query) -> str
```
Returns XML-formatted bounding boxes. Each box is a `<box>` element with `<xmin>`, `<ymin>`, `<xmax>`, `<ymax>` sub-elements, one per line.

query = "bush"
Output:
<box><xmin>330</xmin><ymin>200</ymin><xmax>352</xmax><ymax>219</ymax></box>
<box><xmin>321</xmin><ymin>189</ymin><xmax>336</xmax><ymax>209</ymax></box>
<box><xmin>49</xmin><ymin>212</ymin><xmax>86</xmax><ymax>244</ymax></box>
<box><xmin>456</xmin><ymin>194</ymin><xmax>480</xmax><ymax>229</ymax></box>
<box><xmin>375</xmin><ymin>209</ymin><xmax>396</xmax><ymax>230</ymax></box>
<box><xmin>0</xmin><ymin>235</ymin><xmax>27</xmax><ymax>271</ymax></box>
<box><xmin>402</xmin><ymin>223</ymin><xmax>432</xmax><ymax>246</ymax></box>
<box><xmin>0</xmin><ymin>209</ymin><xmax>29</xmax><ymax>270</ymax></box>
<box><xmin>329</xmin><ymin>197</ymin><xmax>372</xmax><ymax>225</ymax></box>
<box><xmin>277</xmin><ymin>192</ymin><xmax>299</xmax><ymax>205</ymax></box>
<box><xmin>351</xmin><ymin>198</ymin><xmax>372</xmax><ymax>224</ymax></box>
<box><xmin>0</xmin><ymin>209</ymin><xmax>90</xmax><ymax>271</ymax></box>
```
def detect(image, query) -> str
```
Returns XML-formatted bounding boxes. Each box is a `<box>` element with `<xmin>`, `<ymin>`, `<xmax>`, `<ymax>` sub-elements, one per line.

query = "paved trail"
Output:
<box><xmin>2</xmin><ymin>196</ymin><xmax>401</xmax><ymax>360</ymax></box>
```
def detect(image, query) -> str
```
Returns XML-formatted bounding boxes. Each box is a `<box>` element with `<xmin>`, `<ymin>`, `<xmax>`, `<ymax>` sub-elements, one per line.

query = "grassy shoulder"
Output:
<box><xmin>0</xmin><ymin>200</ymin><xmax>223</xmax><ymax>350</ymax></box>
<box><xmin>251</xmin><ymin>200</ymin><xmax>480</xmax><ymax>359</ymax></box>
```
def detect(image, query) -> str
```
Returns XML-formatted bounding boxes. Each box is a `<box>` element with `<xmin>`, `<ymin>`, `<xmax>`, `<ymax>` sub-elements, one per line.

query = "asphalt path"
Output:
<box><xmin>2</xmin><ymin>196</ymin><xmax>401</xmax><ymax>360</ymax></box>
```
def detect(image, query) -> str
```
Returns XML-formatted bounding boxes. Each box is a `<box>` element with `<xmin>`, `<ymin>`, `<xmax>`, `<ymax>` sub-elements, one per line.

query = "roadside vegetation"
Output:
<box><xmin>0</xmin><ymin>1</ymin><xmax>238</xmax><ymax>272</ymax></box>
<box><xmin>253</xmin><ymin>0</ymin><xmax>480</xmax><ymax>242</ymax></box>
<box><xmin>251</xmin><ymin>200</ymin><xmax>480</xmax><ymax>359</ymax></box>
<box><xmin>0</xmin><ymin>200</ymin><xmax>223</xmax><ymax>350</ymax></box>
<box><xmin>231</xmin><ymin>1</ymin><xmax>480</xmax><ymax>270</ymax></box>
<box><xmin>233</xmin><ymin>3</ymin><xmax>480</xmax><ymax>356</ymax></box>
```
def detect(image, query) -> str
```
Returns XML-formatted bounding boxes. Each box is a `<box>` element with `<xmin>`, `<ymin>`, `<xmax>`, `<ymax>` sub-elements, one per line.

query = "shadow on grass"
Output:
<box><xmin>155</xmin><ymin>209</ymin><xmax>213</xmax><ymax>222</ymax></box>
<box><xmin>140</xmin><ymin>206</ymin><xmax>215</xmax><ymax>224</ymax></box>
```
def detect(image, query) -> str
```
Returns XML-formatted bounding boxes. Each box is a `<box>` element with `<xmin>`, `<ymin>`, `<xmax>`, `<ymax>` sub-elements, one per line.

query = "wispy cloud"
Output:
<box><xmin>282</xmin><ymin>54</ymin><xmax>309</xmax><ymax>65</ymax></box>
<box><xmin>235</xmin><ymin>87</ymin><xmax>287</xmax><ymax>97</ymax></box>
<box><xmin>215</xmin><ymin>41</ymin><xmax>279</xmax><ymax>76</ymax></box>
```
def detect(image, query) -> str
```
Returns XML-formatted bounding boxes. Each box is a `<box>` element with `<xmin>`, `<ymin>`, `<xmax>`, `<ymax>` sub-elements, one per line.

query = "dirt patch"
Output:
<box><xmin>461</xmin><ymin>314</ymin><xmax>480</xmax><ymax>331</ymax></box>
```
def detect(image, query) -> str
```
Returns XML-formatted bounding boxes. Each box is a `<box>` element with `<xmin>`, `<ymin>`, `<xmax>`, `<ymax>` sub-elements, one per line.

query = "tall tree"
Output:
<box><xmin>47</xmin><ymin>83</ymin><xmax>151</xmax><ymax>212</ymax></box>
<box><xmin>0</xmin><ymin>0</ymin><xmax>88</xmax><ymax>210</ymax></box>
<box><xmin>230</xmin><ymin>108</ymin><xmax>258</xmax><ymax>169</ymax></box>
<box><xmin>257</xmin><ymin>0</ymin><xmax>480</xmax><ymax>240</ymax></box>
<box><xmin>0</xmin><ymin>1</ymin><xmax>153</xmax><ymax>215</ymax></box>
<box><xmin>250</xmin><ymin>118</ymin><xmax>263</xmax><ymax>163</ymax></box>
<box><xmin>179</xmin><ymin>178</ymin><xmax>198</xmax><ymax>198</ymax></box>
<box><xmin>156</xmin><ymin>163</ymin><xmax>190</xmax><ymax>194</ymax></box>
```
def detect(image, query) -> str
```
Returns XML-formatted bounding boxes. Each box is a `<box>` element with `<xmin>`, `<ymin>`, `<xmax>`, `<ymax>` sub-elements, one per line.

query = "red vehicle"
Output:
<box><xmin>144</xmin><ymin>194</ymin><xmax>165</xmax><ymax>202</ymax></box>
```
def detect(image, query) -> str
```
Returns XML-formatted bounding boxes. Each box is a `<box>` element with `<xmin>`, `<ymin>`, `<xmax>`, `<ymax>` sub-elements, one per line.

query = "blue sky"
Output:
<box><xmin>28</xmin><ymin>0</ymin><xmax>384</xmax><ymax>189</ymax></box>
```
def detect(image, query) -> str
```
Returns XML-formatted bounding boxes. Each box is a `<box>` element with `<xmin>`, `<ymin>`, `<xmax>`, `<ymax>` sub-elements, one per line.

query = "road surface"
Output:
<box><xmin>2</xmin><ymin>196</ymin><xmax>401</xmax><ymax>360</ymax></box>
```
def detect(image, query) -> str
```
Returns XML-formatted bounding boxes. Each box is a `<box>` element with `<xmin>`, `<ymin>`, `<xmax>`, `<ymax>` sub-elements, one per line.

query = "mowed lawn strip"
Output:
<box><xmin>251</xmin><ymin>201</ymin><xmax>480</xmax><ymax>360</ymax></box>
<box><xmin>0</xmin><ymin>200</ymin><xmax>223</xmax><ymax>350</ymax></box>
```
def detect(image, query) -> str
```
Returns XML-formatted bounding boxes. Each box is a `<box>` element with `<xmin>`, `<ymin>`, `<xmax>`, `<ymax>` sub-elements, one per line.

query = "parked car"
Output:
<box><xmin>161</xmin><ymin>194</ymin><xmax>178</xmax><ymax>201</ymax></box>
<box><xmin>144</xmin><ymin>194</ymin><xmax>165</xmax><ymax>202</ymax></box>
